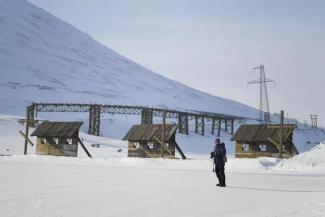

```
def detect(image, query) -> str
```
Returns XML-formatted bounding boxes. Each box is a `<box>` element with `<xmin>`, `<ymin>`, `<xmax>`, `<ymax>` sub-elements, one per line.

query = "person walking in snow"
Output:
<box><xmin>212</xmin><ymin>138</ymin><xmax>227</xmax><ymax>187</ymax></box>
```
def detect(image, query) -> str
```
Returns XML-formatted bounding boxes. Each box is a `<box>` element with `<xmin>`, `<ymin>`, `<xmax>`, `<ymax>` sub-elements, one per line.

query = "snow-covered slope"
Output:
<box><xmin>0</xmin><ymin>0</ymin><xmax>257</xmax><ymax>118</ymax></box>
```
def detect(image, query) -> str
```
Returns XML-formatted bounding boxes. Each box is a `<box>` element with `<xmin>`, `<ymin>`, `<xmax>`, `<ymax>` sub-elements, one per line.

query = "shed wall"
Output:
<box><xmin>128</xmin><ymin>141</ymin><xmax>176</xmax><ymax>158</ymax></box>
<box><xmin>235</xmin><ymin>142</ymin><xmax>291</xmax><ymax>159</ymax></box>
<box><xmin>36</xmin><ymin>137</ymin><xmax>78</xmax><ymax>157</ymax></box>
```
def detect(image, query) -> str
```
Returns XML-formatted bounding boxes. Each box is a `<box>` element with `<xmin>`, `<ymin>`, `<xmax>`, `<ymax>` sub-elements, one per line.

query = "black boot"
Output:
<box><xmin>220</xmin><ymin>177</ymin><xmax>226</xmax><ymax>187</ymax></box>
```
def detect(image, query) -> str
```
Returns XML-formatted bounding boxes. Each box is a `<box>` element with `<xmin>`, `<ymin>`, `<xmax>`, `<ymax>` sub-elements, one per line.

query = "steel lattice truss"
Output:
<box><xmin>31</xmin><ymin>103</ymin><xmax>245</xmax><ymax>120</ymax></box>
<box><xmin>30</xmin><ymin>103</ymin><xmax>245</xmax><ymax>136</ymax></box>
<box><xmin>247</xmin><ymin>65</ymin><xmax>274</xmax><ymax>124</ymax></box>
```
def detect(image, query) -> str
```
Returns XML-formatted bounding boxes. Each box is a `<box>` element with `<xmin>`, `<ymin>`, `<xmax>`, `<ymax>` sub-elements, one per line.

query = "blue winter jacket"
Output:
<box><xmin>213</xmin><ymin>143</ymin><xmax>227</xmax><ymax>165</ymax></box>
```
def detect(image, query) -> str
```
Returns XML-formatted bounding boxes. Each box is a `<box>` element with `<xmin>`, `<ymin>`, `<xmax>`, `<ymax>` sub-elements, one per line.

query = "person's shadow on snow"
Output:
<box><xmin>227</xmin><ymin>186</ymin><xmax>325</xmax><ymax>193</ymax></box>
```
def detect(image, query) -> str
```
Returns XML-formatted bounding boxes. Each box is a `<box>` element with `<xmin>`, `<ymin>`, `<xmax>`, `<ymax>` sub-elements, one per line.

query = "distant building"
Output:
<box><xmin>31</xmin><ymin>122</ymin><xmax>83</xmax><ymax>157</ymax></box>
<box><xmin>123</xmin><ymin>124</ymin><xmax>186</xmax><ymax>159</ymax></box>
<box><xmin>230</xmin><ymin>124</ymin><xmax>299</xmax><ymax>158</ymax></box>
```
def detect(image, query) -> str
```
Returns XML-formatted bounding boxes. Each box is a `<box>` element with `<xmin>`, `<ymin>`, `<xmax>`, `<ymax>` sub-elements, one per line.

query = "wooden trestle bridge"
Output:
<box><xmin>29</xmin><ymin>103</ymin><xmax>247</xmax><ymax>137</ymax></box>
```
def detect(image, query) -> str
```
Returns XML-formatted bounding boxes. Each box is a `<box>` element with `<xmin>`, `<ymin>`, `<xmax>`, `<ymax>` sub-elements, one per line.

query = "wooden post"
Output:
<box><xmin>212</xmin><ymin>118</ymin><xmax>215</xmax><ymax>135</ymax></box>
<box><xmin>267</xmin><ymin>110</ymin><xmax>297</xmax><ymax>158</ymax></box>
<box><xmin>19</xmin><ymin>131</ymin><xmax>34</xmax><ymax>147</ymax></box>
<box><xmin>161</xmin><ymin>110</ymin><xmax>165</xmax><ymax>158</ymax></box>
<box><xmin>218</xmin><ymin>119</ymin><xmax>221</xmax><ymax>137</ymax></box>
<box><xmin>195</xmin><ymin>116</ymin><xmax>198</xmax><ymax>133</ymax></box>
<box><xmin>24</xmin><ymin>106</ymin><xmax>30</xmax><ymax>155</ymax></box>
<box><xmin>279</xmin><ymin>110</ymin><xmax>284</xmax><ymax>158</ymax></box>
<box><xmin>77</xmin><ymin>137</ymin><xmax>92</xmax><ymax>157</ymax></box>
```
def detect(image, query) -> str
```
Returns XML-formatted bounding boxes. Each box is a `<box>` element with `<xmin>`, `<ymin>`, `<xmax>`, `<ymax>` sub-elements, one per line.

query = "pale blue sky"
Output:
<box><xmin>28</xmin><ymin>0</ymin><xmax>325</xmax><ymax>125</ymax></box>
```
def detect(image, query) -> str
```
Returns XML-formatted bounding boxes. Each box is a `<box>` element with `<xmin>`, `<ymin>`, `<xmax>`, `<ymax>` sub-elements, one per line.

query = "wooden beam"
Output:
<box><xmin>24</xmin><ymin>106</ymin><xmax>30</xmax><ymax>155</ymax></box>
<box><xmin>279</xmin><ymin>110</ymin><xmax>284</xmax><ymax>158</ymax></box>
<box><xmin>17</xmin><ymin>120</ymin><xmax>38</xmax><ymax>124</ymax></box>
<box><xmin>267</xmin><ymin>125</ymin><xmax>297</xmax><ymax>129</ymax></box>
<box><xmin>212</xmin><ymin>118</ymin><xmax>215</xmax><ymax>135</ymax></box>
<box><xmin>19</xmin><ymin>131</ymin><xmax>34</xmax><ymax>147</ymax></box>
<box><xmin>161</xmin><ymin>110</ymin><xmax>165</xmax><ymax>157</ymax></box>
<box><xmin>139</xmin><ymin>146</ymin><xmax>151</xmax><ymax>156</ymax></box>
<box><xmin>77</xmin><ymin>137</ymin><xmax>92</xmax><ymax>158</ymax></box>
<box><xmin>267</xmin><ymin>137</ymin><xmax>292</xmax><ymax>157</ymax></box>
<box><xmin>153</xmin><ymin>136</ymin><xmax>172</xmax><ymax>154</ymax></box>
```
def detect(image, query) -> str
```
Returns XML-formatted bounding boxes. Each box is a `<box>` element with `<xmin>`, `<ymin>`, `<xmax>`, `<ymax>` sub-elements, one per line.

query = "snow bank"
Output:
<box><xmin>275</xmin><ymin>142</ymin><xmax>325</xmax><ymax>171</ymax></box>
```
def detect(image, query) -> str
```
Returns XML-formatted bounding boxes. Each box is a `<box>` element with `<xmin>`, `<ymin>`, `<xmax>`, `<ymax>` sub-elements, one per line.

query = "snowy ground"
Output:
<box><xmin>1</xmin><ymin>155</ymin><xmax>325</xmax><ymax>217</ymax></box>
<box><xmin>1</xmin><ymin>115</ymin><xmax>325</xmax><ymax>217</ymax></box>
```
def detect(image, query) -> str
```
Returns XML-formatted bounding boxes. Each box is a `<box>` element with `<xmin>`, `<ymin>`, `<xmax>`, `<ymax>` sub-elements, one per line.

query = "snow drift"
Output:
<box><xmin>275</xmin><ymin>142</ymin><xmax>325</xmax><ymax>171</ymax></box>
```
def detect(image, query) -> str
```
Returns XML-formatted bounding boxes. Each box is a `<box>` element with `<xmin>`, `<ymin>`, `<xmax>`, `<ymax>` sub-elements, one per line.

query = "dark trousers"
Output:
<box><xmin>215</xmin><ymin>164</ymin><xmax>226</xmax><ymax>186</ymax></box>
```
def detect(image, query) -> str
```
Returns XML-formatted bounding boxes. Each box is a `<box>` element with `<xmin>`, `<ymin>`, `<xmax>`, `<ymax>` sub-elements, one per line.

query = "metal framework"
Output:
<box><xmin>141</xmin><ymin>109</ymin><xmax>153</xmax><ymax>124</ymax></box>
<box><xmin>311</xmin><ymin>114</ymin><xmax>318</xmax><ymax>129</ymax></box>
<box><xmin>178</xmin><ymin>113</ymin><xmax>189</xmax><ymax>135</ymax></box>
<box><xmin>195</xmin><ymin>116</ymin><xmax>204</xmax><ymax>136</ymax></box>
<box><xmin>248</xmin><ymin>65</ymin><xmax>274</xmax><ymax>124</ymax></box>
<box><xmin>88</xmin><ymin>105</ymin><xmax>100</xmax><ymax>136</ymax></box>
<box><xmin>211</xmin><ymin>118</ymin><xmax>222</xmax><ymax>136</ymax></box>
<box><xmin>30</xmin><ymin>102</ymin><xmax>245</xmax><ymax>137</ymax></box>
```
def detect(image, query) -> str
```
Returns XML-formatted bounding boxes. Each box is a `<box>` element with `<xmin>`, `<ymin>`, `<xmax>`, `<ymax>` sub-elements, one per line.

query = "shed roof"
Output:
<box><xmin>31</xmin><ymin>122</ymin><xmax>83</xmax><ymax>137</ymax></box>
<box><xmin>230</xmin><ymin>124</ymin><xmax>295</xmax><ymax>143</ymax></box>
<box><xmin>123</xmin><ymin>124</ymin><xmax>178</xmax><ymax>142</ymax></box>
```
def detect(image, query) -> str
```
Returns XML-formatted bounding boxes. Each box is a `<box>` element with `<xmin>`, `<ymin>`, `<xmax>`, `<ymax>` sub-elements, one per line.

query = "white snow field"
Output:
<box><xmin>1</xmin><ymin>154</ymin><xmax>325</xmax><ymax>217</ymax></box>
<box><xmin>1</xmin><ymin>116</ymin><xmax>325</xmax><ymax>217</ymax></box>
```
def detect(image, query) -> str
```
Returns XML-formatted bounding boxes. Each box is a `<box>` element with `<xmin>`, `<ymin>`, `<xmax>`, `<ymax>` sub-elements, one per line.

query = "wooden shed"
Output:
<box><xmin>31</xmin><ymin>122</ymin><xmax>83</xmax><ymax>157</ymax></box>
<box><xmin>230</xmin><ymin>124</ymin><xmax>299</xmax><ymax>159</ymax></box>
<box><xmin>123</xmin><ymin>124</ymin><xmax>186</xmax><ymax>159</ymax></box>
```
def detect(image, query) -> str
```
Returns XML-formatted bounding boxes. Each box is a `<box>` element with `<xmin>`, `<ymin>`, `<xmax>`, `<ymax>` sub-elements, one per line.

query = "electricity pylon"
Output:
<box><xmin>248</xmin><ymin>65</ymin><xmax>275</xmax><ymax>124</ymax></box>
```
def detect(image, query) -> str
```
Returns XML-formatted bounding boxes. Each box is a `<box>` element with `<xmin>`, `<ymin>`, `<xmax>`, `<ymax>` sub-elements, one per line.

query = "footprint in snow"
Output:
<box><xmin>35</xmin><ymin>199</ymin><xmax>45</xmax><ymax>208</ymax></box>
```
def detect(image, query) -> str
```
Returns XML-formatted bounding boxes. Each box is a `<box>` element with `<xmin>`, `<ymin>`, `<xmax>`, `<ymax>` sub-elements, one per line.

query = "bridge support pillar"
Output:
<box><xmin>195</xmin><ymin>116</ymin><xmax>204</xmax><ymax>136</ymax></box>
<box><xmin>178</xmin><ymin>113</ymin><xmax>189</xmax><ymax>135</ymax></box>
<box><xmin>231</xmin><ymin>119</ymin><xmax>234</xmax><ymax>135</ymax></box>
<box><xmin>225</xmin><ymin>119</ymin><xmax>228</xmax><ymax>133</ymax></box>
<box><xmin>141</xmin><ymin>109</ymin><xmax>153</xmax><ymax>124</ymax></box>
<box><xmin>212</xmin><ymin>118</ymin><xmax>221</xmax><ymax>137</ymax></box>
<box><xmin>88</xmin><ymin>105</ymin><xmax>100</xmax><ymax>136</ymax></box>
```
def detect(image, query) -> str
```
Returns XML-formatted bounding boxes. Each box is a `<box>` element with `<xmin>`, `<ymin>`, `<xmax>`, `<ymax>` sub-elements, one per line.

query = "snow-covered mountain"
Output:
<box><xmin>0</xmin><ymin>0</ymin><xmax>257</xmax><ymax>118</ymax></box>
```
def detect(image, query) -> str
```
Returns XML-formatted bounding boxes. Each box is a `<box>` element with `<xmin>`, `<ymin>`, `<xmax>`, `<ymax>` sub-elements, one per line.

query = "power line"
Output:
<box><xmin>0</xmin><ymin>62</ymin><xmax>249</xmax><ymax>90</ymax></box>
<box><xmin>1</xmin><ymin>33</ymin><xmax>323</xmax><ymax>106</ymax></box>
<box><xmin>182</xmin><ymin>81</ymin><xmax>246</xmax><ymax>88</ymax></box>
<box><xmin>141</xmin><ymin>63</ymin><xmax>252</xmax><ymax>76</ymax></box>
<box><xmin>273</xmin><ymin>88</ymin><xmax>321</xmax><ymax>111</ymax></box>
